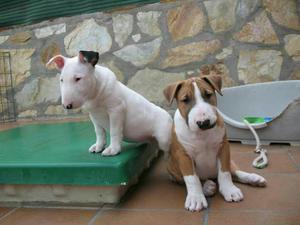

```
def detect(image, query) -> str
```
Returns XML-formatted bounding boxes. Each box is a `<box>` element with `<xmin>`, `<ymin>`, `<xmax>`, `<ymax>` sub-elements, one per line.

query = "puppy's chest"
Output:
<box><xmin>180</xmin><ymin>127</ymin><xmax>224</xmax><ymax>155</ymax></box>
<box><xmin>178</xmin><ymin>127</ymin><xmax>225</xmax><ymax>179</ymax></box>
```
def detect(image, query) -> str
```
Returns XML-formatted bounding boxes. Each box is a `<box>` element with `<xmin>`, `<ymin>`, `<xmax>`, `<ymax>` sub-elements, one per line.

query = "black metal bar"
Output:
<box><xmin>0</xmin><ymin>51</ymin><xmax>16</xmax><ymax>123</ymax></box>
<box><xmin>8</xmin><ymin>52</ymin><xmax>16</xmax><ymax>122</ymax></box>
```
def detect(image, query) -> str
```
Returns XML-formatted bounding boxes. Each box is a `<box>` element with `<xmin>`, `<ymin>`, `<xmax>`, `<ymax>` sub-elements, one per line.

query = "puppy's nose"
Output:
<box><xmin>196</xmin><ymin>119</ymin><xmax>212</xmax><ymax>130</ymax></box>
<box><xmin>65</xmin><ymin>103</ymin><xmax>73</xmax><ymax>109</ymax></box>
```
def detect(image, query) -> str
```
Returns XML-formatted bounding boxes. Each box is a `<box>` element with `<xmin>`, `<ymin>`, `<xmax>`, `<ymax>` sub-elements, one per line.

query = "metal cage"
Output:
<box><xmin>0</xmin><ymin>52</ymin><xmax>16</xmax><ymax>122</ymax></box>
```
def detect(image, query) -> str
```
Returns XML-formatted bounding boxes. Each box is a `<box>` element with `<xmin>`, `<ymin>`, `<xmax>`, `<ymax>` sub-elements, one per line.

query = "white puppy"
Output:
<box><xmin>47</xmin><ymin>51</ymin><xmax>172</xmax><ymax>156</ymax></box>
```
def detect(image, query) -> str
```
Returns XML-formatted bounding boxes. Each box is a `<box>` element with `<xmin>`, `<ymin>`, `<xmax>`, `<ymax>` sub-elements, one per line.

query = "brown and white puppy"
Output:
<box><xmin>163</xmin><ymin>75</ymin><xmax>266</xmax><ymax>212</ymax></box>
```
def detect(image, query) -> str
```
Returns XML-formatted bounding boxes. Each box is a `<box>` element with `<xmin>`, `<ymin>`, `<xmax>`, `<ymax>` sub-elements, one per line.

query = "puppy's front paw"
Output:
<box><xmin>101</xmin><ymin>145</ymin><xmax>121</xmax><ymax>156</ymax></box>
<box><xmin>220</xmin><ymin>185</ymin><xmax>243</xmax><ymax>202</ymax></box>
<box><xmin>185</xmin><ymin>193</ymin><xmax>207</xmax><ymax>212</ymax></box>
<box><xmin>89</xmin><ymin>143</ymin><xmax>105</xmax><ymax>153</ymax></box>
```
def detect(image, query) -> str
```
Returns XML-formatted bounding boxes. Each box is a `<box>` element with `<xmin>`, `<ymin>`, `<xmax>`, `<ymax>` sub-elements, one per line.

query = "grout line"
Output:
<box><xmin>109</xmin><ymin>208</ymin><xmax>299</xmax><ymax>215</ymax></box>
<box><xmin>86</xmin><ymin>208</ymin><xmax>104</xmax><ymax>225</ymax></box>
<box><xmin>208</xmin><ymin>208</ymin><xmax>300</xmax><ymax>213</ymax></box>
<box><xmin>97</xmin><ymin>207</ymin><xmax>300</xmax><ymax>214</ymax></box>
<box><xmin>102</xmin><ymin>203</ymin><xmax>120</xmax><ymax>209</ymax></box>
<box><xmin>21</xmin><ymin>205</ymin><xmax>102</xmax><ymax>210</ymax></box>
<box><xmin>202</xmin><ymin>210</ymin><xmax>209</xmax><ymax>225</ymax></box>
<box><xmin>98</xmin><ymin>207</ymin><xmax>188</xmax><ymax>212</ymax></box>
<box><xmin>0</xmin><ymin>207</ymin><xmax>19</xmax><ymax>222</ymax></box>
<box><xmin>202</xmin><ymin>200</ymin><xmax>211</xmax><ymax>225</ymax></box>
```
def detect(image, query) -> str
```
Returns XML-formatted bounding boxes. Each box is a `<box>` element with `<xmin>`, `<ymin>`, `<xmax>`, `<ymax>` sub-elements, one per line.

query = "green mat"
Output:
<box><xmin>0</xmin><ymin>122</ymin><xmax>154</xmax><ymax>186</ymax></box>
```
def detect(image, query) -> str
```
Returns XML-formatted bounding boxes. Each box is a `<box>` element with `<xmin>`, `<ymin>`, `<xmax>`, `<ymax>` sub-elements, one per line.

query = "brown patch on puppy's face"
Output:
<box><xmin>195</xmin><ymin>78</ymin><xmax>218</xmax><ymax>107</ymax></box>
<box><xmin>163</xmin><ymin>79</ymin><xmax>195</xmax><ymax>123</ymax></box>
<box><xmin>176</xmin><ymin>80</ymin><xmax>196</xmax><ymax>123</ymax></box>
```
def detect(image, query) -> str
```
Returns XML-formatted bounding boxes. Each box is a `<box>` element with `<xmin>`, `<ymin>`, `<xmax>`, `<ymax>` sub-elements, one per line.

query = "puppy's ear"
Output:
<box><xmin>202</xmin><ymin>75</ymin><xmax>223</xmax><ymax>96</ymax></box>
<box><xmin>79</xmin><ymin>51</ymin><xmax>99</xmax><ymax>67</ymax></box>
<box><xmin>163</xmin><ymin>81</ymin><xmax>183</xmax><ymax>105</ymax></box>
<box><xmin>46</xmin><ymin>55</ymin><xmax>66</xmax><ymax>70</ymax></box>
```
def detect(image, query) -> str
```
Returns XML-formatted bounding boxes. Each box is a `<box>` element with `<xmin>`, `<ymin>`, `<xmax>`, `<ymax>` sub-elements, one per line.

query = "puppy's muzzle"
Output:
<box><xmin>196</xmin><ymin>120</ymin><xmax>216</xmax><ymax>130</ymax></box>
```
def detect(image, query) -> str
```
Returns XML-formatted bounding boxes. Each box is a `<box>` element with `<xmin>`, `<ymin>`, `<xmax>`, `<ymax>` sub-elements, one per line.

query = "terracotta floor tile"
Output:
<box><xmin>210</xmin><ymin>174</ymin><xmax>300</xmax><ymax>211</ymax></box>
<box><xmin>94</xmin><ymin>209</ymin><xmax>204</xmax><ymax>225</ymax></box>
<box><xmin>289</xmin><ymin>149</ymin><xmax>300</xmax><ymax>164</ymax></box>
<box><xmin>145</xmin><ymin>152</ymin><xmax>169</xmax><ymax>179</ymax></box>
<box><xmin>208</xmin><ymin>211</ymin><xmax>300</xmax><ymax>225</ymax></box>
<box><xmin>0</xmin><ymin>207</ymin><xmax>14</xmax><ymax>218</ymax></box>
<box><xmin>119</xmin><ymin>174</ymin><xmax>187</xmax><ymax>209</ymax></box>
<box><xmin>119</xmin><ymin>155</ymin><xmax>189</xmax><ymax>210</ymax></box>
<box><xmin>229</xmin><ymin>143</ymin><xmax>257</xmax><ymax>153</ymax></box>
<box><xmin>0</xmin><ymin>208</ymin><xmax>97</xmax><ymax>225</ymax></box>
<box><xmin>231</xmin><ymin>150</ymin><xmax>298</xmax><ymax>173</ymax></box>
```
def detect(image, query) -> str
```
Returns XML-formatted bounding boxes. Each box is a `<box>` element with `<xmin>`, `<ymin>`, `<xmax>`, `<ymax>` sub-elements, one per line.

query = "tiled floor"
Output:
<box><xmin>0</xmin><ymin>122</ymin><xmax>300</xmax><ymax>225</ymax></box>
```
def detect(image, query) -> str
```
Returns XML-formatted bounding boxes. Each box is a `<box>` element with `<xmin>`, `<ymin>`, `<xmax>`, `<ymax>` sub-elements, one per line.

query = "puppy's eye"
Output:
<box><xmin>181</xmin><ymin>96</ymin><xmax>190</xmax><ymax>103</ymax></box>
<box><xmin>75</xmin><ymin>77</ymin><xmax>82</xmax><ymax>82</ymax></box>
<box><xmin>204</xmin><ymin>91</ymin><xmax>213</xmax><ymax>98</ymax></box>
<box><xmin>60</xmin><ymin>78</ymin><xmax>63</xmax><ymax>82</ymax></box>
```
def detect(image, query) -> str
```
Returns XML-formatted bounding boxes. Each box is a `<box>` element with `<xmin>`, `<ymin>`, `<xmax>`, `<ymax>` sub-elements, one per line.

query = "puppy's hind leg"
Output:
<box><xmin>231</xmin><ymin>161</ymin><xmax>267</xmax><ymax>187</ymax></box>
<box><xmin>154</xmin><ymin>115</ymin><xmax>173</xmax><ymax>152</ymax></box>
<box><xmin>203</xmin><ymin>180</ymin><xmax>217</xmax><ymax>197</ymax></box>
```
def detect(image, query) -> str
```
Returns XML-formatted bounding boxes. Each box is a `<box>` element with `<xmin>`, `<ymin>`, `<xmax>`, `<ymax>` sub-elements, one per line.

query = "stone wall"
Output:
<box><xmin>0</xmin><ymin>0</ymin><xmax>299</xmax><ymax>119</ymax></box>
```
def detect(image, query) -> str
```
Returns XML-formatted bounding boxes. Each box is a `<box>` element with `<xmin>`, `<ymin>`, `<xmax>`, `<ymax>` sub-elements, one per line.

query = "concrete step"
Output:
<box><xmin>0</xmin><ymin>122</ymin><xmax>158</xmax><ymax>206</ymax></box>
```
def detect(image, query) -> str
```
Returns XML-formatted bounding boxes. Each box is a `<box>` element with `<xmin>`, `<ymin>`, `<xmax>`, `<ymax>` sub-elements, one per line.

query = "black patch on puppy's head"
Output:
<box><xmin>79</xmin><ymin>50</ymin><xmax>99</xmax><ymax>67</ymax></box>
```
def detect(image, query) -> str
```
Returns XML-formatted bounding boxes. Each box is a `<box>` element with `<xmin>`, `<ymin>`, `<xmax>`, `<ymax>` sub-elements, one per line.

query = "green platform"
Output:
<box><xmin>0</xmin><ymin>122</ymin><xmax>155</xmax><ymax>186</ymax></box>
